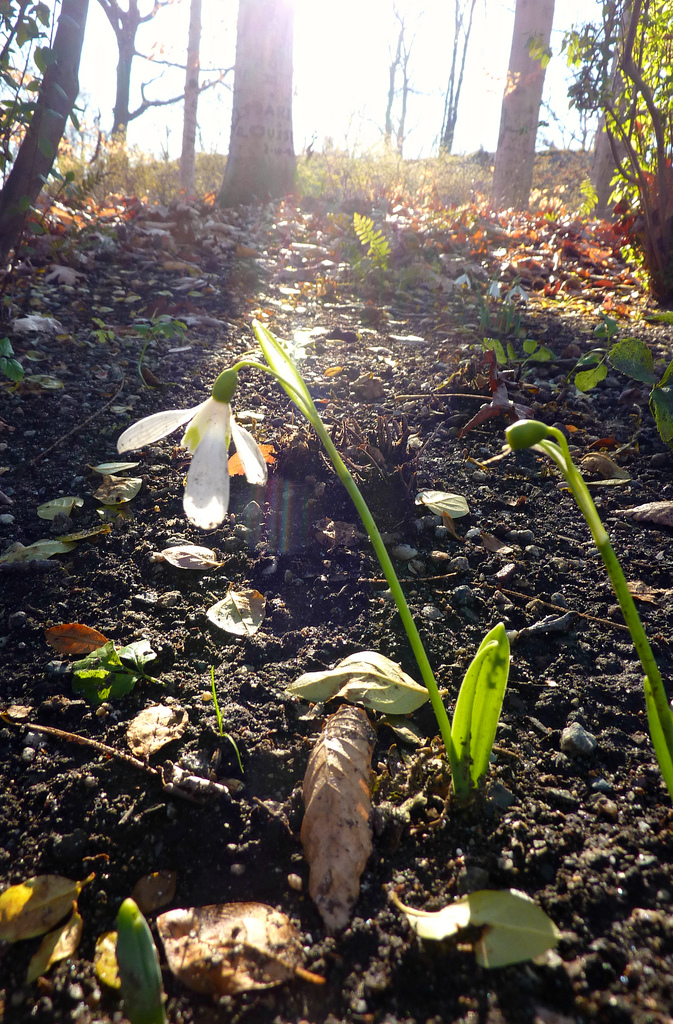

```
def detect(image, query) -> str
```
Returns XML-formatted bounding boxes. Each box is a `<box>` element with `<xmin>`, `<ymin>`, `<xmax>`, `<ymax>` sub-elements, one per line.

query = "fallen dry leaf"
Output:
<box><xmin>614</xmin><ymin>501</ymin><xmax>673</xmax><ymax>528</ymax></box>
<box><xmin>0</xmin><ymin>874</ymin><xmax>93</xmax><ymax>943</ymax></box>
<box><xmin>156</xmin><ymin>903</ymin><xmax>305</xmax><ymax>994</ymax></box>
<box><xmin>206</xmin><ymin>589</ymin><xmax>266</xmax><ymax>636</ymax></box>
<box><xmin>26</xmin><ymin>904</ymin><xmax>82</xmax><ymax>983</ymax></box>
<box><xmin>301</xmin><ymin>705</ymin><xmax>375</xmax><ymax>933</ymax></box>
<box><xmin>228</xmin><ymin>444</ymin><xmax>275</xmax><ymax>476</ymax></box>
<box><xmin>44</xmin><ymin>623</ymin><xmax>109</xmax><ymax>656</ymax></box>
<box><xmin>126</xmin><ymin>705</ymin><xmax>188</xmax><ymax>758</ymax></box>
<box><xmin>93</xmin><ymin>930</ymin><xmax>120</xmax><ymax>989</ymax></box>
<box><xmin>132</xmin><ymin>870</ymin><xmax>178</xmax><ymax>915</ymax></box>
<box><xmin>314</xmin><ymin>517</ymin><xmax>362</xmax><ymax>551</ymax></box>
<box><xmin>580</xmin><ymin>453</ymin><xmax>630</xmax><ymax>480</ymax></box>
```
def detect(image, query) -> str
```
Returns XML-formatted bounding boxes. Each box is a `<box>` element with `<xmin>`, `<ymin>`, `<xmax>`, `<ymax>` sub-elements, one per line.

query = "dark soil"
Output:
<box><xmin>2</xmin><ymin>193</ymin><xmax>673</xmax><ymax>1024</ymax></box>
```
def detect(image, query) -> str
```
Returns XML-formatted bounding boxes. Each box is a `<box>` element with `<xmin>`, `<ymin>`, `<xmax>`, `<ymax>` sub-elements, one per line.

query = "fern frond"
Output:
<box><xmin>353</xmin><ymin>212</ymin><xmax>390</xmax><ymax>270</ymax></box>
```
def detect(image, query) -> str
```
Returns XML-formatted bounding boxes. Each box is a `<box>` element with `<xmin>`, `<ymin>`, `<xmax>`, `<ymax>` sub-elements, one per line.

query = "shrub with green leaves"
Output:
<box><xmin>0</xmin><ymin>337</ymin><xmax>23</xmax><ymax>382</ymax></box>
<box><xmin>608</xmin><ymin>335</ymin><xmax>673</xmax><ymax>450</ymax></box>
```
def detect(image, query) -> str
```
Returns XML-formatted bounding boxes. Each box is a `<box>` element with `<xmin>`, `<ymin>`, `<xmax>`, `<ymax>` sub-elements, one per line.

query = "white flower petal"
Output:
<box><xmin>117</xmin><ymin>403</ymin><xmax>205</xmax><ymax>453</ymax></box>
<box><xmin>231</xmin><ymin>419</ymin><xmax>268</xmax><ymax>486</ymax></box>
<box><xmin>182</xmin><ymin>397</ymin><xmax>229</xmax><ymax>453</ymax></box>
<box><xmin>183</xmin><ymin>407</ymin><xmax>231</xmax><ymax>529</ymax></box>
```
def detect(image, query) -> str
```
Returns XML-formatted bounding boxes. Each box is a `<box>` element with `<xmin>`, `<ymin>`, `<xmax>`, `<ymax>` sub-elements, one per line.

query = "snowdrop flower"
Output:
<box><xmin>117</xmin><ymin>369</ymin><xmax>267</xmax><ymax>530</ymax></box>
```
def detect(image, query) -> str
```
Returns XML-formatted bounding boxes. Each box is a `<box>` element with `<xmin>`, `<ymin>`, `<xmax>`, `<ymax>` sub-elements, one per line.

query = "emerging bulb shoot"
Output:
<box><xmin>505</xmin><ymin>419</ymin><xmax>551</xmax><ymax>450</ymax></box>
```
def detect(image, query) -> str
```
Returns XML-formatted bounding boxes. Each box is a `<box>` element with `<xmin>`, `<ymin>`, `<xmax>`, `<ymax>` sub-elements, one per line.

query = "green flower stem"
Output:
<box><xmin>232</xmin><ymin>357</ymin><xmax>459</xmax><ymax>778</ymax></box>
<box><xmin>522</xmin><ymin>424</ymin><xmax>673</xmax><ymax>796</ymax></box>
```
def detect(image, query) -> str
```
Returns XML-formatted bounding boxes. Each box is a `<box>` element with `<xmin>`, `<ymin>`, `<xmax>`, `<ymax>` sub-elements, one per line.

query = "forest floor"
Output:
<box><xmin>1</xmin><ymin>168</ymin><xmax>673</xmax><ymax>1024</ymax></box>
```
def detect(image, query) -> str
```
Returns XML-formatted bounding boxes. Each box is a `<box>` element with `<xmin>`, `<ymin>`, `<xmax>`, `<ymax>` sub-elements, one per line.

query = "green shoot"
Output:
<box><xmin>115</xmin><ymin>898</ymin><xmax>166</xmax><ymax>1024</ymax></box>
<box><xmin>211</xmin><ymin>665</ymin><xmax>223</xmax><ymax>735</ymax></box>
<box><xmin>0</xmin><ymin>337</ymin><xmax>24</xmax><ymax>383</ymax></box>
<box><xmin>608</xmin><ymin>335</ymin><xmax>673</xmax><ymax>450</ymax></box>
<box><xmin>506</xmin><ymin>419</ymin><xmax>673</xmax><ymax>799</ymax></box>
<box><xmin>451</xmin><ymin>624</ymin><xmax>510</xmax><ymax>796</ymax></box>
<box><xmin>210</xmin><ymin>666</ymin><xmax>243</xmax><ymax>772</ymax></box>
<box><xmin>243</xmin><ymin>321</ymin><xmax>508</xmax><ymax>802</ymax></box>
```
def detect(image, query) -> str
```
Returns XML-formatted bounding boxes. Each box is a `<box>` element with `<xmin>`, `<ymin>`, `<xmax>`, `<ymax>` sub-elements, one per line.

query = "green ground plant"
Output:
<box><xmin>505</xmin><ymin>418</ymin><xmax>673</xmax><ymax>800</ymax></box>
<box><xmin>0</xmin><ymin>337</ymin><xmax>23</xmax><ymax>382</ymax></box>
<box><xmin>244</xmin><ymin>323</ymin><xmax>510</xmax><ymax>802</ymax></box>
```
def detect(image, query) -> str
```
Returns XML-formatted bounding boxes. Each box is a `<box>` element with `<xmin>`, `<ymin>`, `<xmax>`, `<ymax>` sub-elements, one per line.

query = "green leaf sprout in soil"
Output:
<box><xmin>72</xmin><ymin>640</ymin><xmax>159</xmax><ymax>705</ymax></box>
<box><xmin>476</xmin><ymin>279</ymin><xmax>526</xmax><ymax>337</ymax></box>
<box><xmin>481</xmin><ymin>335</ymin><xmax>555</xmax><ymax>374</ymax></box>
<box><xmin>0</xmin><ymin>337</ymin><xmax>24</xmax><ymax>383</ymax></box>
<box><xmin>115</xmin><ymin>898</ymin><xmax>166</xmax><ymax>1024</ymax></box>
<box><xmin>210</xmin><ymin>667</ymin><xmax>243</xmax><ymax>772</ymax></box>
<box><xmin>236</xmin><ymin>320</ymin><xmax>510</xmax><ymax>803</ymax></box>
<box><xmin>505</xmin><ymin>418</ymin><xmax>673</xmax><ymax>799</ymax></box>
<box><xmin>608</xmin><ymin>335</ymin><xmax>673</xmax><ymax>451</ymax></box>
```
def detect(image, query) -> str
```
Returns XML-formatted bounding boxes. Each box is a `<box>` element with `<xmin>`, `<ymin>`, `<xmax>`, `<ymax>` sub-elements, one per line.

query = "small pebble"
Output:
<box><xmin>230</xmin><ymin>863</ymin><xmax>246</xmax><ymax>876</ymax></box>
<box><xmin>449</xmin><ymin>556</ymin><xmax>470</xmax><ymax>573</ymax></box>
<box><xmin>421</xmin><ymin>604</ymin><xmax>443</xmax><ymax>621</ymax></box>
<box><xmin>560</xmin><ymin>721</ymin><xmax>597</xmax><ymax>757</ymax></box>
<box><xmin>391</xmin><ymin>544</ymin><xmax>417</xmax><ymax>561</ymax></box>
<box><xmin>287</xmin><ymin>873</ymin><xmax>303</xmax><ymax>891</ymax></box>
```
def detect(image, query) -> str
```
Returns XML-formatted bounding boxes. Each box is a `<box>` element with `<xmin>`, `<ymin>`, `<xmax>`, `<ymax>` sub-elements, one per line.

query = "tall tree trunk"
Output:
<box><xmin>180</xmin><ymin>0</ymin><xmax>202</xmax><ymax>196</ymax></box>
<box><xmin>0</xmin><ymin>0</ymin><xmax>89</xmax><ymax>265</ymax></box>
<box><xmin>384</xmin><ymin>23</ymin><xmax>404</xmax><ymax>149</ymax></box>
<box><xmin>440</xmin><ymin>0</ymin><xmax>477</xmax><ymax>154</ymax></box>
<box><xmin>111</xmin><ymin>28</ymin><xmax>137</xmax><ymax>137</ymax></box>
<box><xmin>491</xmin><ymin>0</ymin><xmax>555</xmax><ymax>210</ymax></box>
<box><xmin>218</xmin><ymin>0</ymin><xmax>295</xmax><ymax>207</ymax></box>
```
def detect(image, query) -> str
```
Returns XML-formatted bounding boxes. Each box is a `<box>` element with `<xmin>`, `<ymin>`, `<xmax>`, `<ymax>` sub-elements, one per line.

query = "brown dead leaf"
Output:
<box><xmin>351</xmin><ymin>375</ymin><xmax>385</xmax><ymax>401</ymax></box>
<box><xmin>132</xmin><ymin>870</ymin><xmax>177</xmax><ymax>914</ymax></box>
<box><xmin>481</xmin><ymin>533</ymin><xmax>514</xmax><ymax>554</ymax></box>
<box><xmin>314</xmin><ymin>517</ymin><xmax>362</xmax><ymax>551</ymax></box>
<box><xmin>126</xmin><ymin>705</ymin><xmax>188</xmax><ymax>758</ymax></box>
<box><xmin>157</xmin><ymin>903</ymin><xmax>304</xmax><ymax>994</ymax></box>
<box><xmin>301</xmin><ymin>705</ymin><xmax>375</xmax><ymax>933</ymax></box>
<box><xmin>580</xmin><ymin>453</ymin><xmax>630</xmax><ymax>480</ymax></box>
<box><xmin>626</xmin><ymin>580</ymin><xmax>671</xmax><ymax>604</ymax></box>
<box><xmin>615</xmin><ymin>501</ymin><xmax>673</xmax><ymax>527</ymax></box>
<box><xmin>44</xmin><ymin>623</ymin><xmax>109</xmax><ymax>656</ymax></box>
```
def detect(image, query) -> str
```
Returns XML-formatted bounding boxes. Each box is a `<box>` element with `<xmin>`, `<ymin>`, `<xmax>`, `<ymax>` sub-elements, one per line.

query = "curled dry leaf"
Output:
<box><xmin>156</xmin><ymin>903</ymin><xmax>305</xmax><ymax>994</ymax></box>
<box><xmin>288</xmin><ymin>651</ymin><xmax>429</xmax><ymax>714</ymax></box>
<box><xmin>36</xmin><ymin>496</ymin><xmax>84</xmax><ymax>520</ymax></box>
<box><xmin>206</xmin><ymin>589</ymin><xmax>266</xmax><ymax>636</ymax></box>
<box><xmin>93</xmin><ymin>475</ymin><xmax>143</xmax><ymax>504</ymax></box>
<box><xmin>127</xmin><ymin>706</ymin><xmax>188</xmax><ymax>758</ymax></box>
<box><xmin>415</xmin><ymin>489</ymin><xmax>470</xmax><ymax>518</ymax></box>
<box><xmin>393</xmin><ymin>888</ymin><xmax>560</xmax><ymax>969</ymax></box>
<box><xmin>44</xmin><ymin>623</ymin><xmax>109</xmax><ymax>656</ymax></box>
<box><xmin>159</xmin><ymin>545</ymin><xmax>223</xmax><ymax>570</ymax></box>
<box><xmin>580</xmin><ymin>453</ymin><xmax>630</xmax><ymax>481</ymax></box>
<box><xmin>26</xmin><ymin>904</ymin><xmax>83</xmax><ymax>983</ymax></box>
<box><xmin>614</xmin><ymin>500</ymin><xmax>673</xmax><ymax>528</ymax></box>
<box><xmin>314</xmin><ymin>517</ymin><xmax>362</xmax><ymax>551</ymax></box>
<box><xmin>301</xmin><ymin>705</ymin><xmax>375</xmax><ymax>933</ymax></box>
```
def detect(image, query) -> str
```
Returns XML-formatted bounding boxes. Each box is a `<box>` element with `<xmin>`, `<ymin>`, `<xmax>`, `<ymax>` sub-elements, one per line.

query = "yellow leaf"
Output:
<box><xmin>0</xmin><ymin>874</ymin><xmax>92</xmax><ymax>943</ymax></box>
<box><xmin>26</xmin><ymin>905</ymin><xmax>83</xmax><ymax>983</ymax></box>
<box><xmin>94</xmin><ymin>931</ymin><xmax>121</xmax><ymax>989</ymax></box>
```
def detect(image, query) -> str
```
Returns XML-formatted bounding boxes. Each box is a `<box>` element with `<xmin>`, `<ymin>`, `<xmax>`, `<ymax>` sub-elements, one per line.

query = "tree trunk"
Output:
<box><xmin>180</xmin><ymin>0</ymin><xmax>202</xmax><ymax>196</ymax></box>
<box><xmin>218</xmin><ymin>0</ymin><xmax>295</xmax><ymax>207</ymax></box>
<box><xmin>491</xmin><ymin>0</ymin><xmax>554</xmax><ymax>210</ymax></box>
<box><xmin>592</xmin><ymin>114</ymin><xmax>621</xmax><ymax>219</ymax></box>
<box><xmin>111</xmin><ymin>28</ymin><xmax>137</xmax><ymax>137</ymax></box>
<box><xmin>0</xmin><ymin>0</ymin><xmax>89</xmax><ymax>265</ymax></box>
<box><xmin>440</xmin><ymin>0</ymin><xmax>477</xmax><ymax>154</ymax></box>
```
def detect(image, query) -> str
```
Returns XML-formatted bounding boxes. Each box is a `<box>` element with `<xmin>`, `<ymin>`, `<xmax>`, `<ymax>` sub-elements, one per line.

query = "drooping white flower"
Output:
<box><xmin>117</xmin><ymin>369</ymin><xmax>268</xmax><ymax>530</ymax></box>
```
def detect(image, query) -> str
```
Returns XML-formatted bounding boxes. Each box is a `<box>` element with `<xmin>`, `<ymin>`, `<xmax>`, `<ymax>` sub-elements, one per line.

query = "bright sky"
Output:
<box><xmin>79</xmin><ymin>0</ymin><xmax>602</xmax><ymax>160</ymax></box>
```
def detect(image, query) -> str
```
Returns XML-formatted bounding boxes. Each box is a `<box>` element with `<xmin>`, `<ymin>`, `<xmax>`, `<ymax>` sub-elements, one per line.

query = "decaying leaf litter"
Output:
<box><xmin>2</xmin><ymin>177</ymin><xmax>673</xmax><ymax>1023</ymax></box>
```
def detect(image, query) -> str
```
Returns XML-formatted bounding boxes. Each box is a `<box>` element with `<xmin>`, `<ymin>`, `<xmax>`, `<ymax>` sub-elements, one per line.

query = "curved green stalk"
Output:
<box><xmin>239</xmin><ymin>327</ymin><xmax>460</xmax><ymax>783</ymax></box>
<box><xmin>507</xmin><ymin>420</ymin><xmax>673</xmax><ymax>798</ymax></box>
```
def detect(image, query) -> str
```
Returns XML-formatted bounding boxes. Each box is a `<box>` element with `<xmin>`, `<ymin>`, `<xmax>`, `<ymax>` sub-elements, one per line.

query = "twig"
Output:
<box><xmin>498</xmin><ymin>587</ymin><xmax>630</xmax><ymax>633</ymax></box>
<box><xmin>30</xmin><ymin>374</ymin><xmax>125</xmax><ymax>464</ymax></box>
<box><xmin>0</xmin><ymin>713</ymin><xmax>158</xmax><ymax>776</ymax></box>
